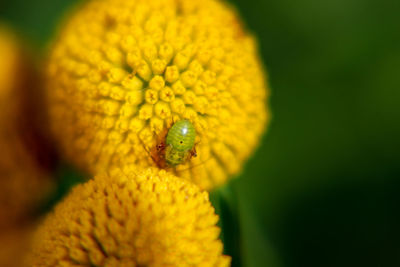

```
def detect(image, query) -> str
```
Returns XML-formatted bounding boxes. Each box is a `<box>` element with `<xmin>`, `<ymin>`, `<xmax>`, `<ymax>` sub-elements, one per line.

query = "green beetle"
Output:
<box><xmin>154</xmin><ymin>119</ymin><xmax>197</xmax><ymax>167</ymax></box>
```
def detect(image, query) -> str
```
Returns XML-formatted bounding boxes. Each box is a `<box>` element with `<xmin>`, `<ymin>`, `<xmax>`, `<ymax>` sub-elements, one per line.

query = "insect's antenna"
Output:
<box><xmin>138</xmin><ymin>135</ymin><xmax>157</xmax><ymax>164</ymax></box>
<box><xmin>192</xmin><ymin>156</ymin><xmax>213</xmax><ymax>168</ymax></box>
<box><xmin>175</xmin><ymin>156</ymin><xmax>213</xmax><ymax>172</ymax></box>
<box><xmin>175</xmin><ymin>148</ymin><xmax>213</xmax><ymax>172</ymax></box>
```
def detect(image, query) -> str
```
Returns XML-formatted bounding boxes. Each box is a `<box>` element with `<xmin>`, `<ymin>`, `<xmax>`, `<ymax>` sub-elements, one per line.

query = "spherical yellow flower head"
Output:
<box><xmin>27</xmin><ymin>166</ymin><xmax>230</xmax><ymax>267</ymax></box>
<box><xmin>0</xmin><ymin>26</ymin><xmax>53</xmax><ymax>229</ymax></box>
<box><xmin>47</xmin><ymin>0</ymin><xmax>269</xmax><ymax>190</ymax></box>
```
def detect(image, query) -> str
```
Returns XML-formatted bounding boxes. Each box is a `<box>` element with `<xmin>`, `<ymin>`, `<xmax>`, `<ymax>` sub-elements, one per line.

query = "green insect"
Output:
<box><xmin>152</xmin><ymin>119</ymin><xmax>197</xmax><ymax>168</ymax></box>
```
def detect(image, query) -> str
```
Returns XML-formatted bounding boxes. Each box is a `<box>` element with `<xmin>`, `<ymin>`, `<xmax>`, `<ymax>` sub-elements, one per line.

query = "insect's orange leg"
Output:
<box><xmin>190</xmin><ymin>146</ymin><xmax>197</xmax><ymax>158</ymax></box>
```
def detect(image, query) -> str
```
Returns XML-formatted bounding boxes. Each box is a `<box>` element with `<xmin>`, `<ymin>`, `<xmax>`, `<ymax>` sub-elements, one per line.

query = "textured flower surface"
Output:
<box><xmin>27</xmin><ymin>166</ymin><xmax>230</xmax><ymax>267</ymax></box>
<box><xmin>0</xmin><ymin>26</ymin><xmax>53</xmax><ymax>229</ymax></box>
<box><xmin>47</xmin><ymin>0</ymin><xmax>269</xmax><ymax>190</ymax></box>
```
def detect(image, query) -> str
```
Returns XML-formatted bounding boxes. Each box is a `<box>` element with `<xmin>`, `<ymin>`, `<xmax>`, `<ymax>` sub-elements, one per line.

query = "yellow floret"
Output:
<box><xmin>26</xmin><ymin>166</ymin><xmax>231</xmax><ymax>267</ymax></box>
<box><xmin>0</xmin><ymin>26</ymin><xmax>54</xmax><ymax>230</ymax></box>
<box><xmin>46</xmin><ymin>0</ymin><xmax>270</xmax><ymax>190</ymax></box>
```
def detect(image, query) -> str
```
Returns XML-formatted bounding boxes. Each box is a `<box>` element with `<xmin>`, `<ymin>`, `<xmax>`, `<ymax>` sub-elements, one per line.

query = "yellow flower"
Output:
<box><xmin>0</xmin><ymin>26</ymin><xmax>54</xmax><ymax>229</ymax></box>
<box><xmin>46</xmin><ymin>0</ymin><xmax>270</xmax><ymax>190</ymax></box>
<box><xmin>26</xmin><ymin>166</ymin><xmax>231</xmax><ymax>267</ymax></box>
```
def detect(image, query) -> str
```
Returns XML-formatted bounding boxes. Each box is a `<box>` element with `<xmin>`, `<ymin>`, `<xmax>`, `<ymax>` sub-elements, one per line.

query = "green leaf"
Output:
<box><xmin>211</xmin><ymin>182</ymin><xmax>282</xmax><ymax>267</ymax></box>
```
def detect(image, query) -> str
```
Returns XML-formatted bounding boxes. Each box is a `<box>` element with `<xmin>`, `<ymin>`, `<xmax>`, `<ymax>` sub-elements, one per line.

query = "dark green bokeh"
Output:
<box><xmin>1</xmin><ymin>0</ymin><xmax>399</xmax><ymax>266</ymax></box>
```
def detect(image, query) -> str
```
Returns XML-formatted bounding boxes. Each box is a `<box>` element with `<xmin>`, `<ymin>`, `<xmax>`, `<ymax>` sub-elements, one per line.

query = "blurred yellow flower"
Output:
<box><xmin>0</xmin><ymin>28</ymin><xmax>19</xmax><ymax>94</ymax></box>
<box><xmin>27</xmin><ymin>166</ymin><xmax>230</xmax><ymax>267</ymax></box>
<box><xmin>0</xmin><ymin>227</ymin><xmax>34</xmax><ymax>267</ymax></box>
<box><xmin>0</xmin><ymin>26</ymin><xmax>54</xmax><ymax>230</ymax></box>
<box><xmin>46</xmin><ymin>0</ymin><xmax>269</xmax><ymax>190</ymax></box>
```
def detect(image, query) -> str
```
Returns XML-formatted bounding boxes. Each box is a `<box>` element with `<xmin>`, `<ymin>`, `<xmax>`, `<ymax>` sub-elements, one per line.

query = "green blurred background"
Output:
<box><xmin>1</xmin><ymin>0</ymin><xmax>399</xmax><ymax>266</ymax></box>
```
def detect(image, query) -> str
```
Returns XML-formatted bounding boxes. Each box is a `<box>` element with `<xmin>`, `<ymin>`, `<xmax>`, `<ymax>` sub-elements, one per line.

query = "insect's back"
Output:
<box><xmin>166</xmin><ymin>120</ymin><xmax>196</xmax><ymax>152</ymax></box>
